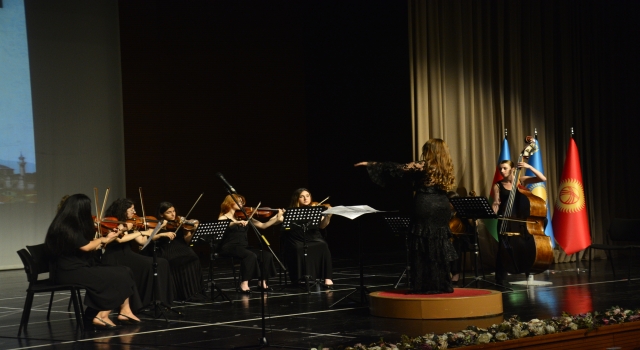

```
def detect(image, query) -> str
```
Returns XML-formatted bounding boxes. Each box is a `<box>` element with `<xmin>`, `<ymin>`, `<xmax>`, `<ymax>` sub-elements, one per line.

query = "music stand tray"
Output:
<box><xmin>194</xmin><ymin>220</ymin><xmax>232</xmax><ymax>302</ymax></box>
<box><xmin>383</xmin><ymin>216</ymin><xmax>411</xmax><ymax>289</ymax></box>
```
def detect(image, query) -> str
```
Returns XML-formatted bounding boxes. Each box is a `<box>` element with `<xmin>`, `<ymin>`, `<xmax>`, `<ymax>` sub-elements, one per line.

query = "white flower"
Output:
<box><xmin>495</xmin><ymin>332</ymin><xmax>508</xmax><ymax>341</ymax></box>
<box><xmin>477</xmin><ymin>333</ymin><xmax>493</xmax><ymax>343</ymax></box>
<box><xmin>569</xmin><ymin>323</ymin><xmax>578</xmax><ymax>330</ymax></box>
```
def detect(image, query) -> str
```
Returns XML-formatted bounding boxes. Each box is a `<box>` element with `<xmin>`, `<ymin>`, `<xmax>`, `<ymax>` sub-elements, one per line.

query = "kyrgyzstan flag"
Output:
<box><xmin>552</xmin><ymin>137</ymin><xmax>591</xmax><ymax>255</ymax></box>
<box><xmin>525</xmin><ymin>135</ymin><xmax>556</xmax><ymax>248</ymax></box>
<box><xmin>484</xmin><ymin>136</ymin><xmax>510</xmax><ymax>241</ymax></box>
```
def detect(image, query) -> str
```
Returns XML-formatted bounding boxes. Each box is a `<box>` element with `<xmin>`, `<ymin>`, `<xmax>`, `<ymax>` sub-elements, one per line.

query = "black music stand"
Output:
<box><xmin>193</xmin><ymin>221</ymin><xmax>232</xmax><ymax>303</ymax></box>
<box><xmin>448</xmin><ymin>197</ymin><xmax>508</xmax><ymax>290</ymax></box>
<box><xmin>282</xmin><ymin>207</ymin><xmax>324</xmax><ymax>294</ymax></box>
<box><xmin>384</xmin><ymin>216</ymin><xmax>411</xmax><ymax>289</ymax></box>
<box><xmin>140</xmin><ymin>224</ymin><xmax>183</xmax><ymax>321</ymax></box>
<box><xmin>326</xmin><ymin>205</ymin><xmax>384</xmax><ymax>308</ymax></box>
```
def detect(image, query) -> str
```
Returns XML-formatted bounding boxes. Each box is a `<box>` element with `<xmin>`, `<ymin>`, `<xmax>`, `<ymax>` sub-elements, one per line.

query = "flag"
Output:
<box><xmin>552</xmin><ymin>137</ymin><xmax>591</xmax><ymax>255</ymax></box>
<box><xmin>484</xmin><ymin>137</ymin><xmax>510</xmax><ymax>241</ymax></box>
<box><xmin>525</xmin><ymin>135</ymin><xmax>556</xmax><ymax>248</ymax></box>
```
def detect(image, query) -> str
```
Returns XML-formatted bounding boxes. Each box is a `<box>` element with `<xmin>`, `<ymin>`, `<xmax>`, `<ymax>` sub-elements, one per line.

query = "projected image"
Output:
<box><xmin>0</xmin><ymin>0</ymin><xmax>37</xmax><ymax>204</ymax></box>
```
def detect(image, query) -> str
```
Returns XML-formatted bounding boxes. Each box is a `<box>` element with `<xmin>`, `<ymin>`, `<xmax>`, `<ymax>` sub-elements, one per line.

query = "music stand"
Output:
<box><xmin>140</xmin><ymin>224</ymin><xmax>183</xmax><ymax>321</ymax></box>
<box><xmin>193</xmin><ymin>220</ymin><xmax>232</xmax><ymax>302</ymax></box>
<box><xmin>448</xmin><ymin>197</ymin><xmax>508</xmax><ymax>290</ymax></box>
<box><xmin>326</xmin><ymin>205</ymin><xmax>384</xmax><ymax>308</ymax></box>
<box><xmin>383</xmin><ymin>216</ymin><xmax>411</xmax><ymax>289</ymax></box>
<box><xmin>282</xmin><ymin>207</ymin><xmax>324</xmax><ymax>293</ymax></box>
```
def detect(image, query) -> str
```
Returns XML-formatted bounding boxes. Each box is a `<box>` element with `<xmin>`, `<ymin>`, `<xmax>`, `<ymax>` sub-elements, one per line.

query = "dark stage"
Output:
<box><xmin>1</xmin><ymin>253</ymin><xmax>639</xmax><ymax>349</ymax></box>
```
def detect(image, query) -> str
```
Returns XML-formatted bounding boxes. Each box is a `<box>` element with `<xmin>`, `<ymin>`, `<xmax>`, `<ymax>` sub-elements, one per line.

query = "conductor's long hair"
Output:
<box><xmin>45</xmin><ymin>194</ymin><xmax>95</xmax><ymax>257</ymax></box>
<box><xmin>219</xmin><ymin>194</ymin><xmax>246</xmax><ymax>217</ymax></box>
<box><xmin>421</xmin><ymin>138</ymin><xmax>455</xmax><ymax>191</ymax></box>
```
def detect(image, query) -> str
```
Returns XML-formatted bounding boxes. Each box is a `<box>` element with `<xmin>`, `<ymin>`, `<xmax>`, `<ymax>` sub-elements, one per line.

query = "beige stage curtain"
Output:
<box><xmin>408</xmin><ymin>0</ymin><xmax>638</xmax><ymax>256</ymax></box>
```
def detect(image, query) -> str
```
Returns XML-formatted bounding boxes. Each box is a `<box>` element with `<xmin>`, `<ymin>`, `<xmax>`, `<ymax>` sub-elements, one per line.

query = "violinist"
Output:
<box><xmin>492</xmin><ymin>160</ymin><xmax>546</xmax><ymax>285</ymax></box>
<box><xmin>218</xmin><ymin>194</ymin><xmax>284</xmax><ymax>293</ymax></box>
<box><xmin>156</xmin><ymin>201</ymin><xmax>204</xmax><ymax>302</ymax></box>
<box><xmin>45</xmin><ymin>194</ymin><xmax>142</xmax><ymax>329</ymax></box>
<box><xmin>355</xmin><ymin>138</ymin><xmax>458</xmax><ymax>294</ymax></box>
<box><xmin>282</xmin><ymin>188</ymin><xmax>334</xmax><ymax>289</ymax></box>
<box><xmin>103</xmin><ymin>198</ymin><xmax>174</xmax><ymax>307</ymax></box>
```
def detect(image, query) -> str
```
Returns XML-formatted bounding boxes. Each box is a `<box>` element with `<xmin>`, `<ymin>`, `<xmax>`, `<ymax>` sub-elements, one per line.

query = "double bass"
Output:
<box><xmin>497</xmin><ymin>137</ymin><xmax>553</xmax><ymax>275</ymax></box>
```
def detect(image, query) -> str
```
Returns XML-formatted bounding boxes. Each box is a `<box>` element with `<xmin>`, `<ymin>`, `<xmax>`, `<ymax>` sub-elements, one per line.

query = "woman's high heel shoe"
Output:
<box><xmin>92</xmin><ymin>316</ymin><xmax>119</xmax><ymax>330</ymax></box>
<box><xmin>117</xmin><ymin>313</ymin><xmax>141</xmax><ymax>324</ymax></box>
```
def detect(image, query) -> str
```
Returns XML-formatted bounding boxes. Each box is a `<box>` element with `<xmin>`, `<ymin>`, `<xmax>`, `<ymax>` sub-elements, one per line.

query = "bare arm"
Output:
<box><xmin>492</xmin><ymin>183</ymin><xmax>501</xmax><ymax>214</ymax></box>
<box><xmin>80</xmin><ymin>231</ymin><xmax>117</xmax><ymax>252</ymax></box>
<box><xmin>518</xmin><ymin>162</ymin><xmax>547</xmax><ymax>185</ymax></box>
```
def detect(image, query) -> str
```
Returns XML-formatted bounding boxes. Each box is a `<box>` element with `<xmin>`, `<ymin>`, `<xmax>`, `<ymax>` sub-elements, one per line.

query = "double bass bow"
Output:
<box><xmin>497</xmin><ymin>137</ymin><xmax>553</xmax><ymax>276</ymax></box>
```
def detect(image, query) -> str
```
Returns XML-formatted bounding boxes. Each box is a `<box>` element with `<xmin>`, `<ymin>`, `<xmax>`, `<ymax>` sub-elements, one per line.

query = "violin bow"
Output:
<box><xmin>315</xmin><ymin>196</ymin><xmax>330</xmax><ymax>206</ymax></box>
<box><xmin>138</xmin><ymin>187</ymin><xmax>149</xmax><ymax>230</ymax></box>
<box><xmin>171</xmin><ymin>192</ymin><xmax>204</xmax><ymax>233</ymax></box>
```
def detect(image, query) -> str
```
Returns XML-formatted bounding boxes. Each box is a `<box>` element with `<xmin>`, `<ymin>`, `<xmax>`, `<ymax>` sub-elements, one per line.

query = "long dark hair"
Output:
<box><xmin>105</xmin><ymin>198</ymin><xmax>135</xmax><ymax>221</ymax></box>
<box><xmin>289</xmin><ymin>188</ymin><xmax>310</xmax><ymax>208</ymax></box>
<box><xmin>45</xmin><ymin>194</ymin><xmax>95</xmax><ymax>257</ymax></box>
<box><xmin>157</xmin><ymin>201</ymin><xmax>174</xmax><ymax>219</ymax></box>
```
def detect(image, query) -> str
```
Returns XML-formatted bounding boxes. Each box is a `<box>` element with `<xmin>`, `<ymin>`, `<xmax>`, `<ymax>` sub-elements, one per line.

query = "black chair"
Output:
<box><xmin>206</xmin><ymin>233</ymin><xmax>238</xmax><ymax>299</ymax></box>
<box><xmin>589</xmin><ymin>218</ymin><xmax>640</xmax><ymax>280</ymax></box>
<box><xmin>17</xmin><ymin>244</ymin><xmax>84</xmax><ymax>336</ymax></box>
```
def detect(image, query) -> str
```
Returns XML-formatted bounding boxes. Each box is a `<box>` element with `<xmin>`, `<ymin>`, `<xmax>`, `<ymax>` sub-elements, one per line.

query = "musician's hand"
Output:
<box><xmin>517</xmin><ymin>162</ymin><xmax>532</xmax><ymax>169</ymax></box>
<box><xmin>492</xmin><ymin>202</ymin><xmax>500</xmax><ymax>214</ymax></box>
<box><xmin>160</xmin><ymin>219</ymin><xmax>167</xmax><ymax>229</ymax></box>
<box><xmin>354</xmin><ymin>161</ymin><xmax>368</xmax><ymax>167</ymax></box>
<box><xmin>163</xmin><ymin>232</ymin><xmax>176</xmax><ymax>240</ymax></box>
<box><xmin>236</xmin><ymin>220</ymin><xmax>248</xmax><ymax>227</ymax></box>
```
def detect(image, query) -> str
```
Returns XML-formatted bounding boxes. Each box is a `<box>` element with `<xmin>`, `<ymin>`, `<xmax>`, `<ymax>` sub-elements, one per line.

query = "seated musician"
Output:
<box><xmin>217</xmin><ymin>194</ymin><xmax>284</xmax><ymax>293</ymax></box>
<box><xmin>492</xmin><ymin>160</ymin><xmax>546</xmax><ymax>285</ymax></box>
<box><xmin>281</xmin><ymin>188</ymin><xmax>334</xmax><ymax>289</ymax></box>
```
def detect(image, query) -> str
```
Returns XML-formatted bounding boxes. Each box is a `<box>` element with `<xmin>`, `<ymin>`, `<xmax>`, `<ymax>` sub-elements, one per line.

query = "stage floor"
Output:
<box><xmin>1</xmin><ymin>253</ymin><xmax>639</xmax><ymax>349</ymax></box>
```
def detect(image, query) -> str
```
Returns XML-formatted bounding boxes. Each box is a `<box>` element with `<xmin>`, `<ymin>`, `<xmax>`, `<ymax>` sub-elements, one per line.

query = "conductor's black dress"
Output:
<box><xmin>367</xmin><ymin>161</ymin><xmax>457</xmax><ymax>294</ymax></box>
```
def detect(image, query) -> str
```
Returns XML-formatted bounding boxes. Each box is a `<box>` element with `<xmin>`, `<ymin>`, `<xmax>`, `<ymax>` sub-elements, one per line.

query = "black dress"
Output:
<box><xmin>52</xmin><ymin>234</ymin><xmax>142</xmax><ymax>312</ymax></box>
<box><xmin>367</xmin><ymin>161</ymin><xmax>457</xmax><ymax>294</ymax></box>
<box><xmin>494</xmin><ymin>182</ymin><xmax>511</xmax><ymax>283</ymax></box>
<box><xmin>101</xmin><ymin>236</ymin><xmax>174</xmax><ymax>308</ymax></box>
<box><xmin>218</xmin><ymin>221</ymin><xmax>276</xmax><ymax>283</ymax></box>
<box><xmin>282</xmin><ymin>224</ymin><xmax>332</xmax><ymax>283</ymax></box>
<box><xmin>155</xmin><ymin>228</ymin><xmax>203</xmax><ymax>301</ymax></box>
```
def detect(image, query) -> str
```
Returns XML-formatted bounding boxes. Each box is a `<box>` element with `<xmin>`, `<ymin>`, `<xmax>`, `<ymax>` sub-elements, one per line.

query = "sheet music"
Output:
<box><xmin>321</xmin><ymin>205</ymin><xmax>384</xmax><ymax>220</ymax></box>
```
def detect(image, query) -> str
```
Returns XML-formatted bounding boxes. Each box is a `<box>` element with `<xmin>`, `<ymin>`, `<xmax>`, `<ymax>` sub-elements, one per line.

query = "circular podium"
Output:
<box><xmin>369</xmin><ymin>288</ymin><xmax>503</xmax><ymax>320</ymax></box>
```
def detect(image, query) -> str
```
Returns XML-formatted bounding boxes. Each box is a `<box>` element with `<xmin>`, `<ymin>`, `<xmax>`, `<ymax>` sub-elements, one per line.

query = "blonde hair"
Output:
<box><xmin>219</xmin><ymin>194</ymin><xmax>246</xmax><ymax>216</ymax></box>
<box><xmin>421</xmin><ymin>138</ymin><xmax>455</xmax><ymax>191</ymax></box>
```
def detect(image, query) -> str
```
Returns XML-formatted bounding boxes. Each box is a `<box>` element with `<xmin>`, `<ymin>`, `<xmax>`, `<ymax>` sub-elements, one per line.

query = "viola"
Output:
<box><xmin>234</xmin><ymin>207</ymin><xmax>280</xmax><ymax>219</ymax></box>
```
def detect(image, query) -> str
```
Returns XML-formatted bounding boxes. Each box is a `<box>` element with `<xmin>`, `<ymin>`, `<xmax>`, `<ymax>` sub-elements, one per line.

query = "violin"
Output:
<box><xmin>94</xmin><ymin>215</ymin><xmax>128</xmax><ymax>237</ymax></box>
<box><xmin>166</xmin><ymin>216</ymin><xmax>199</xmax><ymax>231</ymax></box>
<box><xmin>128</xmin><ymin>215</ymin><xmax>162</xmax><ymax>230</ymax></box>
<box><xmin>234</xmin><ymin>207</ymin><xmax>280</xmax><ymax>219</ymax></box>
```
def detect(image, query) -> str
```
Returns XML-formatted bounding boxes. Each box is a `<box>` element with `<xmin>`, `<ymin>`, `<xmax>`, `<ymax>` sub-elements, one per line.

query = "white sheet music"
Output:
<box><xmin>322</xmin><ymin>205</ymin><xmax>384</xmax><ymax>220</ymax></box>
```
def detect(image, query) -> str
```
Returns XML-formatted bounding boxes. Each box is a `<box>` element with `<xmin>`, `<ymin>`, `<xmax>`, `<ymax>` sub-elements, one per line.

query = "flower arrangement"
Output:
<box><xmin>335</xmin><ymin>306</ymin><xmax>640</xmax><ymax>350</ymax></box>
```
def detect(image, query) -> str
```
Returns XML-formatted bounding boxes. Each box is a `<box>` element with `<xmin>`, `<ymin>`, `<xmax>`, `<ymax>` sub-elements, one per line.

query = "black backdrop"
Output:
<box><xmin>118</xmin><ymin>1</ymin><xmax>412</xmax><ymax>256</ymax></box>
